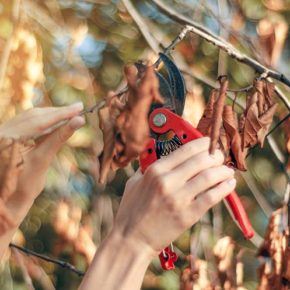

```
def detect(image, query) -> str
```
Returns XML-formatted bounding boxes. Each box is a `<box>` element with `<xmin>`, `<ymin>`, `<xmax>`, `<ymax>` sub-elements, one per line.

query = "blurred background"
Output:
<box><xmin>0</xmin><ymin>0</ymin><xmax>289</xmax><ymax>289</ymax></box>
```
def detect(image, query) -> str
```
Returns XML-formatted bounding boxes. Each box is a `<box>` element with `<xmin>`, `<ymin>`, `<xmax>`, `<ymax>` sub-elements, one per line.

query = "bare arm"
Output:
<box><xmin>80</xmin><ymin>137</ymin><xmax>236</xmax><ymax>290</ymax></box>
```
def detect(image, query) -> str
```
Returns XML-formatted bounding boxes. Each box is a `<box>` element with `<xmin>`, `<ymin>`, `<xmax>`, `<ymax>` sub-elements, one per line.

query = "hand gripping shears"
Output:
<box><xmin>139</xmin><ymin>53</ymin><xmax>254</xmax><ymax>270</ymax></box>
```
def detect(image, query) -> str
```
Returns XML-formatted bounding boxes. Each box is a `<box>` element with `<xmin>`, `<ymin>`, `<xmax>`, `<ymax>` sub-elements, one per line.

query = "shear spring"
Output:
<box><xmin>156</xmin><ymin>135</ymin><xmax>182</xmax><ymax>157</ymax></box>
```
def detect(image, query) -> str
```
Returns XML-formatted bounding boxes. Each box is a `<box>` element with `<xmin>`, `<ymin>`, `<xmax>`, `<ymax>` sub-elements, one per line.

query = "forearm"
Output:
<box><xmin>79</xmin><ymin>229</ymin><xmax>154</xmax><ymax>290</ymax></box>
<box><xmin>0</xmin><ymin>193</ymin><xmax>35</xmax><ymax>260</ymax></box>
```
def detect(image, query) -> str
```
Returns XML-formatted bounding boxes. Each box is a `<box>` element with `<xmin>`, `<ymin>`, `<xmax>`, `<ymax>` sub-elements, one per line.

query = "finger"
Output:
<box><xmin>189</xmin><ymin>178</ymin><xmax>236</xmax><ymax>217</ymax></box>
<box><xmin>148</xmin><ymin>137</ymin><xmax>210</xmax><ymax>175</ymax></box>
<box><xmin>180</xmin><ymin>165</ymin><xmax>234</xmax><ymax>200</ymax></box>
<box><xmin>33</xmin><ymin>102</ymin><xmax>84</xmax><ymax>133</ymax></box>
<box><xmin>163</xmin><ymin>149</ymin><xmax>224</xmax><ymax>192</ymax></box>
<box><xmin>34</xmin><ymin>116</ymin><xmax>85</xmax><ymax>163</ymax></box>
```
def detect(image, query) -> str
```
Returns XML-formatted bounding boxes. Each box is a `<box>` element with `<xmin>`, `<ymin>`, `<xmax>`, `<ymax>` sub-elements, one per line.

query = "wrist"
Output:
<box><xmin>106</xmin><ymin>228</ymin><xmax>155</xmax><ymax>265</ymax></box>
<box><xmin>80</xmin><ymin>227</ymin><xmax>154</xmax><ymax>290</ymax></box>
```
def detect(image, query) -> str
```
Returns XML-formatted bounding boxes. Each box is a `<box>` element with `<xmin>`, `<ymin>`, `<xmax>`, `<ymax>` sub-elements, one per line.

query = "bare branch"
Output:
<box><xmin>122</xmin><ymin>0</ymin><xmax>160</xmax><ymax>53</ymax></box>
<box><xmin>151</xmin><ymin>0</ymin><xmax>290</xmax><ymax>108</ymax></box>
<box><xmin>9</xmin><ymin>243</ymin><xmax>85</xmax><ymax>277</ymax></box>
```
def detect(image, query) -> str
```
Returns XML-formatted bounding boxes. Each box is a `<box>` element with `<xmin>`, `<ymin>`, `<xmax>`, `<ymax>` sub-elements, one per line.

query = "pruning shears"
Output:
<box><xmin>139</xmin><ymin>53</ymin><xmax>254</xmax><ymax>270</ymax></box>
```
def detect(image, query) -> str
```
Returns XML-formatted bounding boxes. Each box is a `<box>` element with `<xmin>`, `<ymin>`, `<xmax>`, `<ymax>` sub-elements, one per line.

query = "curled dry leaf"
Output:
<box><xmin>113</xmin><ymin>65</ymin><xmax>163</xmax><ymax>166</ymax></box>
<box><xmin>223</xmin><ymin>105</ymin><xmax>247</xmax><ymax>170</ymax></box>
<box><xmin>98</xmin><ymin>64</ymin><xmax>163</xmax><ymax>184</ymax></box>
<box><xmin>98</xmin><ymin>106</ymin><xmax>117</xmax><ymax>184</ymax></box>
<box><xmin>241</xmin><ymin>79</ymin><xmax>277</xmax><ymax>148</ymax></box>
<box><xmin>257</xmin><ymin>208</ymin><xmax>289</xmax><ymax>290</ymax></box>
<box><xmin>197</xmin><ymin>89</ymin><xmax>217</xmax><ymax>136</ymax></box>
<box><xmin>210</xmin><ymin>76</ymin><xmax>229</xmax><ymax>154</ymax></box>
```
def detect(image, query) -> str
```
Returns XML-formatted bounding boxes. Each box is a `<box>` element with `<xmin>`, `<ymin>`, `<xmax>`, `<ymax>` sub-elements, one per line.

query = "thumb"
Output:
<box><xmin>34</xmin><ymin>116</ymin><xmax>85</xmax><ymax>162</ymax></box>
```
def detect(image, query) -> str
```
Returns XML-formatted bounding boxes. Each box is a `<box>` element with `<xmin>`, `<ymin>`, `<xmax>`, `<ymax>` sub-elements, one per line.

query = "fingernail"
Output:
<box><xmin>70</xmin><ymin>117</ymin><xmax>85</xmax><ymax>130</ymax></box>
<box><xmin>227</xmin><ymin>178</ymin><xmax>236</xmax><ymax>187</ymax></box>
<box><xmin>69</xmin><ymin>102</ymin><xmax>84</xmax><ymax>111</ymax></box>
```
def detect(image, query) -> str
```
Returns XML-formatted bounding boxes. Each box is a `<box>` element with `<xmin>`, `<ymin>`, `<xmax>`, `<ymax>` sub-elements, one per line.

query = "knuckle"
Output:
<box><xmin>203</xmin><ymin>192</ymin><xmax>216</xmax><ymax>205</ymax></box>
<box><xmin>145</xmin><ymin>164</ymin><xmax>162</xmax><ymax>179</ymax></box>
<box><xmin>155</xmin><ymin>176</ymin><xmax>169</xmax><ymax>196</ymax></box>
<box><xmin>201</xmin><ymin>169</ymin><xmax>214</xmax><ymax>183</ymax></box>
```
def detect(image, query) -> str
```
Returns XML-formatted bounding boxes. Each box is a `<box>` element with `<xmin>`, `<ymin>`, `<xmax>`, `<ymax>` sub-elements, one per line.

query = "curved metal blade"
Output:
<box><xmin>159</xmin><ymin>53</ymin><xmax>186</xmax><ymax>116</ymax></box>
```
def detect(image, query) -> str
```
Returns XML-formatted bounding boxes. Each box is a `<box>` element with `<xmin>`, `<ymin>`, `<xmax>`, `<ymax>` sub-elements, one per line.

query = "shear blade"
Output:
<box><xmin>158</xmin><ymin>53</ymin><xmax>186</xmax><ymax>116</ymax></box>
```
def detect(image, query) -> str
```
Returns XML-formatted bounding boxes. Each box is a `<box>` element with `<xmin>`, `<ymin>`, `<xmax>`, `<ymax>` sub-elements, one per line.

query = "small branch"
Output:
<box><xmin>238</xmin><ymin>171</ymin><xmax>272</xmax><ymax>217</ymax></box>
<box><xmin>151</xmin><ymin>0</ymin><xmax>290</xmax><ymax>109</ymax></box>
<box><xmin>122</xmin><ymin>0</ymin><xmax>160</xmax><ymax>53</ymax></box>
<box><xmin>9</xmin><ymin>243</ymin><xmax>85</xmax><ymax>277</ymax></box>
<box><xmin>266</xmin><ymin>113</ymin><xmax>290</xmax><ymax>137</ymax></box>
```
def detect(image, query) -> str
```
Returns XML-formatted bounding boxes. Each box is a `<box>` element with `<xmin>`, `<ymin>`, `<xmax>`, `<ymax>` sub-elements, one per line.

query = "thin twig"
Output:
<box><xmin>9</xmin><ymin>243</ymin><xmax>85</xmax><ymax>277</ymax></box>
<box><xmin>122</xmin><ymin>0</ymin><xmax>160</xmax><ymax>53</ymax></box>
<box><xmin>151</xmin><ymin>0</ymin><xmax>290</xmax><ymax>107</ymax></box>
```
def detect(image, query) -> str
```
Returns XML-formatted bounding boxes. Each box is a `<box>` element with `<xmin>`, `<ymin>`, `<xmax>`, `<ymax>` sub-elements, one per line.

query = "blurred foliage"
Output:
<box><xmin>0</xmin><ymin>0</ymin><xmax>289</xmax><ymax>289</ymax></box>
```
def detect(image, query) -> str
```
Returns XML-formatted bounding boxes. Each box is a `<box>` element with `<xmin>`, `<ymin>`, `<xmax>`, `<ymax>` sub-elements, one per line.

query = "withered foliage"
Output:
<box><xmin>209</xmin><ymin>76</ymin><xmax>229</xmax><ymax>154</ymax></box>
<box><xmin>180</xmin><ymin>237</ymin><xmax>247</xmax><ymax>290</ymax></box>
<box><xmin>197</xmin><ymin>78</ymin><xmax>277</xmax><ymax>171</ymax></box>
<box><xmin>98</xmin><ymin>64</ymin><xmax>163</xmax><ymax>184</ymax></box>
<box><xmin>257</xmin><ymin>207</ymin><xmax>290</xmax><ymax>290</ymax></box>
<box><xmin>0</xmin><ymin>138</ymin><xmax>23</xmax><ymax>233</ymax></box>
<box><xmin>241</xmin><ymin>79</ymin><xmax>277</xmax><ymax>148</ymax></box>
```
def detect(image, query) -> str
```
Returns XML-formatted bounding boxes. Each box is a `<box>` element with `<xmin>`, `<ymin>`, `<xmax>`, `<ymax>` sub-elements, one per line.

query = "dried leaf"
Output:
<box><xmin>242</xmin><ymin>80</ymin><xmax>277</xmax><ymax>148</ymax></box>
<box><xmin>98</xmin><ymin>106</ymin><xmax>116</xmax><ymax>184</ymax></box>
<box><xmin>223</xmin><ymin>105</ymin><xmax>247</xmax><ymax>170</ymax></box>
<box><xmin>114</xmin><ymin>65</ymin><xmax>163</xmax><ymax>165</ymax></box>
<box><xmin>197</xmin><ymin>89</ymin><xmax>217</xmax><ymax>135</ymax></box>
<box><xmin>257</xmin><ymin>208</ymin><xmax>290</xmax><ymax>289</ymax></box>
<box><xmin>97</xmin><ymin>64</ymin><xmax>163</xmax><ymax>183</ymax></box>
<box><xmin>210</xmin><ymin>76</ymin><xmax>229</xmax><ymax>154</ymax></box>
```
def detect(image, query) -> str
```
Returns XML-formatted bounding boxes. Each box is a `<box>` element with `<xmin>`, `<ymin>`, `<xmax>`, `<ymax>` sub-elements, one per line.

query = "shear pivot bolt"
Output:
<box><xmin>153</xmin><ymin>113</ymin><xmax>167</xmax><ymax>127</ymax></box>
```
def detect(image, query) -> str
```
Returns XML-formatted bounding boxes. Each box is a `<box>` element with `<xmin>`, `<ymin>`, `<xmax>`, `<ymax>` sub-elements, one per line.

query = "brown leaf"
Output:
<box><xmin>209</xmin><ymin>76</ymin><xmax>229</xmax><ymax>154</ymax></box>
<box><xmin>242</xmin><ymin>80</ymin><xmax>277</xmax><ymax>148</ymax></box>
<box><xmin>97</xmin><ymin>64</ymin><xmax>163</xmax><ymax>183</ymax></box>
<box><xmin>197</xmin><ymin>89</ymin><xmax>217</xmax><ymax>135</ymax></box>
<box><xmin>98</xmin><ymin>106</ymin><xmax>117</xmax><ymax>184</ymax></box>
<box><xmin>113</xmin><ymin>65</ymin><xmax>163</xmax><ymax>167</ymax></box>
<box><xmin>257</xmin><ymin>208</ymin><xmax>289</xmax><ymax>289</ymax></box>
<box><xmin>223</xmin><ymin>105</ymin><xmax>247</xmax><ymax>170</ymax></box>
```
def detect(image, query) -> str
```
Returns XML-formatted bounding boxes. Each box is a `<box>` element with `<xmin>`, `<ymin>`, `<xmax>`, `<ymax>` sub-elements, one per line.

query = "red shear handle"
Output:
<box><xmin>145</xmin><ymin>108</ymin><xmax>254</xmax><ymax>240</ymax></box>
<box><xmin>225</xmin><ymin>192</ymin><xmax>254</xmax><ymax>239</ymax></box>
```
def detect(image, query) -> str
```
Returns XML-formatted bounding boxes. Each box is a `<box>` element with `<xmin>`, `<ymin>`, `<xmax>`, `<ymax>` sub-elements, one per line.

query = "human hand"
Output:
<box><xmin>113</xmin><ymin>137</ymin><xmax>236</xmax><ymax>255</ymax></box>
<box><xmin>2</xmin><ymin>103</ymin><xmax>85</xmax><ymax>220</ymax></box>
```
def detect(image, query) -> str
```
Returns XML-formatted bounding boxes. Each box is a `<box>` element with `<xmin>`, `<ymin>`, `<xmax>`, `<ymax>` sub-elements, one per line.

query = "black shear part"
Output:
<box><xmin>158</xmin><ymin>53</ymin><xmax>186</xmax><ymax>116</ymax></box>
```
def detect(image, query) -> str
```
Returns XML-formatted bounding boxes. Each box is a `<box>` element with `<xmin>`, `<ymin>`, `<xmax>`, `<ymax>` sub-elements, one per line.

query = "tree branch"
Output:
<box><xmin>9</xmin><ymin>243</ymin><xmax>85</xmax><ymax>277</ymax></box>
<box><xmin>151</xmin><ymin>0</ymin><xmax>290</xmax><ymax>110</ymax></box>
